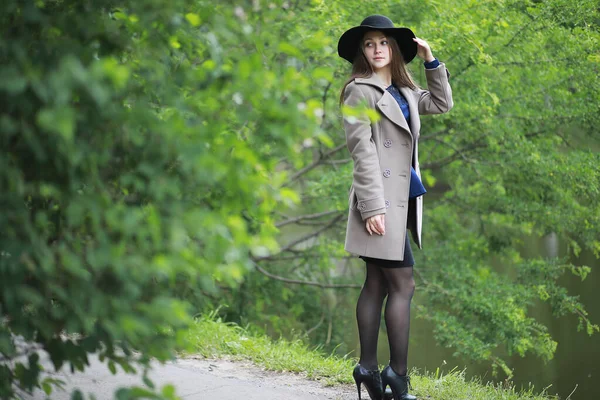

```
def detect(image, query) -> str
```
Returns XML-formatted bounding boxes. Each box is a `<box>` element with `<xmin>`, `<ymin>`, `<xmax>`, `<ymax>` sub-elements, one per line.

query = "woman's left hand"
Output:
<box><xmin>413</xmin><ymin>37</ymin><xmax>435</xmax><ymax>63</ymax></box>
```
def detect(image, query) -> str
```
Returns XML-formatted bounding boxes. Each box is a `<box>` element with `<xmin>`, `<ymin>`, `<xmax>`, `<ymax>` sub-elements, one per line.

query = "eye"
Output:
<box><xmin>381</xmin><ymin>40</ymin><xmax>388</xmax><ymax>45</ymax></box>
<box><xmin>365</xmin><ymin>42</ymin><xmax>373</xmax><ymax>47</ymax></box>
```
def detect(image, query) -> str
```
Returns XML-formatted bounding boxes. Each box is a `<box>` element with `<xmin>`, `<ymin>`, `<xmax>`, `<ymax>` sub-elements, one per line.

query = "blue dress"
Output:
<box><xmin>384</xmin><ymin>85</ymin><xmax>426</xmax><ymax>199</ymax></box>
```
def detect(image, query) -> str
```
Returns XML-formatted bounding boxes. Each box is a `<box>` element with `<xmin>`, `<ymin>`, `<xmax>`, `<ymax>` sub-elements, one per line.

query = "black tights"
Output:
<box><xmin>356</xmin><ymin>262</ymin><xmax>415</xmax><ymax>375</ymax></box>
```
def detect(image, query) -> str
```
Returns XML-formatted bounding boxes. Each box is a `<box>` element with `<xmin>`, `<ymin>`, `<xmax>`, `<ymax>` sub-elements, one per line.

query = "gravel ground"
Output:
<box><xmin>21</xmin><ymin>355</ymin><xmax>359</xmax><ymax>400</ymax></box>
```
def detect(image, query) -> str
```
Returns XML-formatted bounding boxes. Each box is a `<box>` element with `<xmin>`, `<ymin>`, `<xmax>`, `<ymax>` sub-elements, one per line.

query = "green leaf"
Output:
<box><xmin>42</xmin><ymin>381</ymin><xmax>52</xmax><ymax>395</ymax></box>
<box><xmin>142</xmin><ymin>374</ymin><xmax>155</xmax><ymax>389</ymax></box>
<box><xmin>71</xmin><ymin>390</ymin><xmax>84</xmax><ymax>400</ymax></box>
<box><xmin>161</xmin><ymin>384</ymin><xmax>176</xmax><ymax>398</ymax></box>
<box><xmin>36</xmin><ymin>107</ymin><xmax>76</xmax><ymax>141</ymax></box>
<box><xmin>108</xmin><ymin>361</ymin><xmax>117</xmax><ymax>375</ymax></box>
<box><xmin>185</xmin><ymin>13</ymin><xmax>201</xmax><ymax>27</ymax></box>
<box><xmin>278</xmin><ymin>42</ymin><xmax>301</xmax><ymax>57</ymax></box>
<box><xmin>422</xmin><ymin>169</ymin><xmax>437</xmax><ymax>187</ymax></box>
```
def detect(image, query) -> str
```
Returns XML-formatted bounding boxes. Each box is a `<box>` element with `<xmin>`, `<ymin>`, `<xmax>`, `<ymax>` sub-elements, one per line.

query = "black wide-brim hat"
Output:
<box><xmin>337</xmin><ymin>15</ymin><xmax>417</xmax><ymax>64</ymax></box>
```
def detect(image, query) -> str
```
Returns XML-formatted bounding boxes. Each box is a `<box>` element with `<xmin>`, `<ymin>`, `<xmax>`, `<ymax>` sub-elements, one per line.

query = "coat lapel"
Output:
<box><xmin>399</xmin><ymin>86</ymin><xmax>420</xmax><ymax>138</ymax></box>
<box><xmin>354</xmin><ymin>75</ymin><xmax>412</xmax><ymax>136</ymax></box>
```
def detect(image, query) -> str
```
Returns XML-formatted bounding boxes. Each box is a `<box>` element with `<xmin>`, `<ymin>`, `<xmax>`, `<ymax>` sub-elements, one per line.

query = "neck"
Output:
<box><xmin>373</xmin><ymin>67</ymin><xmax>392</xmax><ymax>87</ymax></box>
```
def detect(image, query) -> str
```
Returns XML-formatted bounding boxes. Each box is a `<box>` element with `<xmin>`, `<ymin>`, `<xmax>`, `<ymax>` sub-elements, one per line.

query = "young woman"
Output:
<box><xmin>337</xmin><ymin>15</ymin><xmax>453</xmax><ymax>400</ymax></box>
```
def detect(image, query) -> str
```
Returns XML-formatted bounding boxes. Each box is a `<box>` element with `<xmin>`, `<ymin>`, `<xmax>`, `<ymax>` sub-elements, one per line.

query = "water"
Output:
<box><xmin>507</xmin><ymin>238</ymin><xmax>600</xmax><ymax>399</ymax></box>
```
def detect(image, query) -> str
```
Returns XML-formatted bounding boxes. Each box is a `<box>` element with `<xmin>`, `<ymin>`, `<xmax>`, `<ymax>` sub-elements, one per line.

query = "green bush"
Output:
<box><xmin>0</xmin><ymin>0</ymin><xmax>324</xmax><ymax>397</ymax></box>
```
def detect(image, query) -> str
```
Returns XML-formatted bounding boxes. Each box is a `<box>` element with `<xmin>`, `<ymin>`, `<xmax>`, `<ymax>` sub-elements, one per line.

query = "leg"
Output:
<box><xmin>381</xmin><ymin>266</ymin><xmax>415</xmax><ymax>375</ymax></box>
<box><xmin>356</xmin><ymin>262</ymin><xmax>388</xmax><ymax>370</ymax></box>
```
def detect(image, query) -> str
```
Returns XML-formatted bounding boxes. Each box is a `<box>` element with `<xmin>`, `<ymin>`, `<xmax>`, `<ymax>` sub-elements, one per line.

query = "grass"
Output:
<box><xmin>182</xmin><ymin>312</ymin><xmax>558</xmax><ymax>400</ymax></box>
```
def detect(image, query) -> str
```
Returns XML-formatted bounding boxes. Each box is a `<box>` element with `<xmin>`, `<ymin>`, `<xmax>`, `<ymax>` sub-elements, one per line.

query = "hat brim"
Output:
<box><xmin>337</xmin><ymin>25</ymin><xmax>417</xmax><ymax>64</ymax></box>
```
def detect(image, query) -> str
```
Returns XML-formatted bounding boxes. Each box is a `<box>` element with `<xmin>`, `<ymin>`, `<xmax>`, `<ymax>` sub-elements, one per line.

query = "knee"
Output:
<box><xmin>407</xmin><ymin>277</ymin><xmax>416</xmax><ymax>297</ymax></box>
<box><xmin>389</xmin><ymin>276</ymin><xmax>415</xmax><ymax>297</ymax></box>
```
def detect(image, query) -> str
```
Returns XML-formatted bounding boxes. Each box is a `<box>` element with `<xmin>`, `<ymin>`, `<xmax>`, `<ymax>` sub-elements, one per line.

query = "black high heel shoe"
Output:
<box><xmin>353</xmin><ymin>364</ymin><xmax>384</xmax><ymax>400</ymax></box>
<box><xmin>381</xmin><ymin>365</ymin><xmax>417</xmax><ymax>400</ymax></box>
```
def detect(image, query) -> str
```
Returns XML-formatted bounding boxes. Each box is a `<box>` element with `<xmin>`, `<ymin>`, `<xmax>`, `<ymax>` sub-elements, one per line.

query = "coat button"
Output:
<box><xmin>385</xmin><ymin>200</ymin><xmax>390</xmax><ymax>208</ymax></box>
<box><xmin>384</xmin><ymin>139</ymin><xmax>392</xmax><ymax>148</ymax></box>
<box><xmin>358</xmin><ymin>202</ymin><xmax>366</xmax><ymax>211</ymax></box>
<box><xmin>383</xmin><ymin>169</ymin><xmax>391</xmax><ymax>178</ymax></box>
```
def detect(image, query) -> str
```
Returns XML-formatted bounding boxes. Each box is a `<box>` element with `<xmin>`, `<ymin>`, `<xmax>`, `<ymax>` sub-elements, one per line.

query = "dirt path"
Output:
<box><xmin>23</xmin><ymin>356</ymin><xmax>358</xmax><ymax>399</ymax></box>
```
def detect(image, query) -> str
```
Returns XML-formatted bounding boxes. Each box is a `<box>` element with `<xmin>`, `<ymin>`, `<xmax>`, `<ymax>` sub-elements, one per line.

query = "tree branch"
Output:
<box><xmin>284</xmin><ymin>143</ymin><xmax>346</xmax><ymax>185</ymax></box>
<box><xmin>413</xmin><ymin>268</ymin><xmax>454</xmax><ymax>298</ymax></box>
<box><xmin>252</xmin><ymin>260</ymin><xmax>361</xmax><ymax>289</ymax></box>
<box><xmin>420</xmin><ymin>127</ymin><xmax>451</xmax><ymax>142</ymax></box>
<box><xmin>276</xmin><ymin>210</ymin><xmax>340</xmax><ymax>228</ymax></box>
<box><xmin>258</xmin><ymin>213</ymin><xmax>345</xmax><ymax>259</ymax></box>
<box><xmin>494</xmin><ymin>57</ymin><xmax>571</xmax><ymax>66</ymax></box>
<box><xmin>422</xmin><ymin>138</ymin><xmax>488</xmax><ymax>170</ymax></box>
<box><xmin>261</xmin><ymin>254</ymin><xmax>355</xmax><ymax>261</ymax></box>
<box><xmin>320</xmin><ymin>80</ymin><xmax>332</xmax><ymax>130</ymax></box>
<box><xmin>306</xmin><ymin>312</ymin><xmax>326</xmax><ymax>335</ymax></box>
<box><xmin>428</xmin><ymin>137</ymin><xmax>478</xmax><ymax>164</ymax></box>
<box><xmin>325</xmin><ymin>158</ymin><xmax>352</xmax><ymax>165</ymax></box>
<box><xmin>421</xmin><ymin>125</ymin><xmax>551</xmax><ymax>171</ymax></box>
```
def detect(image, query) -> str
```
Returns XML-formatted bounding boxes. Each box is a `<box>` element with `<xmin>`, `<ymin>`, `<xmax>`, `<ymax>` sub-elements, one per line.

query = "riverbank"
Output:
<box><xmin>183</xmin><ymin>313</ymin><xmax>557</xmax><ymax>400</ymax></box>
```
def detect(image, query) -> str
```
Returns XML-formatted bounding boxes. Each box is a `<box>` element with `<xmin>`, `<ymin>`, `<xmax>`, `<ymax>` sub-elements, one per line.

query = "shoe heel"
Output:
<box><xmin>356</xmin><ymin>380</ymin><xmax>362</xmax><ymax>400</ymax></box>
<box><xmin>381</xmin><ymin>379</ymin><xmax>394</xmax><ymax>400</ymax></box>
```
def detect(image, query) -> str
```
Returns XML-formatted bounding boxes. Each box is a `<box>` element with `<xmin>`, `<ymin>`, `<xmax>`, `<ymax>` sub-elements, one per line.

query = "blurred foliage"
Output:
<box><xmin>0</xmin><ymin>0</ymin><xmax>323</xmax><ymax>397</ymax></box>
<box><xmin>1</xmin><ymin>0</ymin><xmax>599</xmax><ymax>398</ymax></box>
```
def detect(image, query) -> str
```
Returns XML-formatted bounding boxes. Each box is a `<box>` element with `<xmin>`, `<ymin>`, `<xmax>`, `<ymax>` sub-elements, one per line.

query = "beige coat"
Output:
<box><xmin>343</xmin><ymin>63</ymin><xmax>453</xmax><ymax>260</ymax></box>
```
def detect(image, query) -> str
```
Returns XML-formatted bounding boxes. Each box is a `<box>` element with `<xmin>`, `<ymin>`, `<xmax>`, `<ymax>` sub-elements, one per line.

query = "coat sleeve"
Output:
<box><xmin>342</xmin><ymin>82</ymin><xmax>386</xmax><ymax>221</ymax></box>
<box><xmin>416</xmin><ymin>62</ymin><xmax>454</xmax><ymax>115</ymax></box>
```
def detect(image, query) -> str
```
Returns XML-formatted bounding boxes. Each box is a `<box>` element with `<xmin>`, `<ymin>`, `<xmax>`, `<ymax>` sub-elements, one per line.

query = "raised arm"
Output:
<box><xmin>417</xmin><ymin>62</ymin><xmax>453</xmax><ymax>114</ymax></box>
<box><xmin>412</xmin><ymin>37</ymin><xmax>454</xmax><ymax>115</ymax></box>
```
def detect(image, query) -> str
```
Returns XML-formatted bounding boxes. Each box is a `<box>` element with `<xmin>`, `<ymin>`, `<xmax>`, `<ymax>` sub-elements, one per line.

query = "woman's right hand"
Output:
<box><xmin>366</xmin><ymin>214</ymin><xmax>385</xmax><ymax>236</ymax></box>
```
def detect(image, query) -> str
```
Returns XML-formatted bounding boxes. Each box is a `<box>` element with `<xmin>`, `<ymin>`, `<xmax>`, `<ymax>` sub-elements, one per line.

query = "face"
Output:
<box><xmin>362</xmin><ymin>30</ymin><xmax>391</xmax><ymax>71</ymax></box>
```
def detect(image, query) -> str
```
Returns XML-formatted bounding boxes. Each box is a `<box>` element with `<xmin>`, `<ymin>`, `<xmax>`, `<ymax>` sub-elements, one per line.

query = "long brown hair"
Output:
<box><xmin>338</xmin><ymin>34</ymin><xmax>418</xmax><ymax>106</ymax></box>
